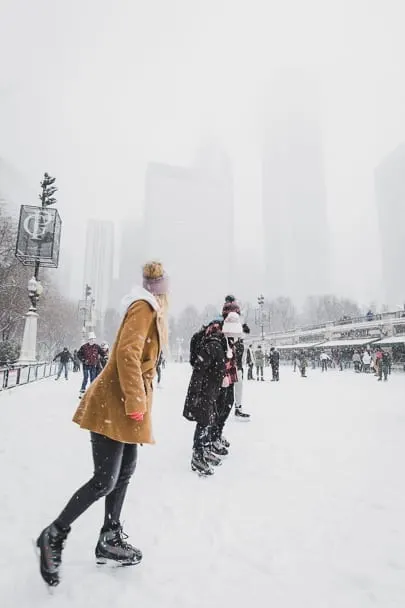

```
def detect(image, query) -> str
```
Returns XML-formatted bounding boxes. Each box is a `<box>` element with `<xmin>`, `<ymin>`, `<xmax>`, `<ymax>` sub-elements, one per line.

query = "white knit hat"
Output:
<box><xmin>222</xmin><ymin>312</ymin><xmax>244</xmax><ymax>337</ymax></box>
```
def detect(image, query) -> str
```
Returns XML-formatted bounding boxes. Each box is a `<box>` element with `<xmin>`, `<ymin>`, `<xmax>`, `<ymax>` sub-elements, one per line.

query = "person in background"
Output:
<box><xmin>352</xmin><ymin>350</ymin><xmax>361</xmax><ymax>373</ymax></box>
<box><xmin>99</xmin><ymin>342</ymin><xmax>109</xmax><ymax>370</ymax></box>
<box><xmin>362</xmin><ymin>350</ymin><xmax>372</xmax><ymax>373</ymax></box>
<box><xmin>246</xmin><ymin>344</ymin><xmax>255</xmax><ymax>380</ymax></box>
<box><xmin>234</xmin><ymin>323</ymin><xmax>251</xmax><ymax>419</ymax></box>
<box><xmin>72</xmin><ymin>350</ymin><xmax>81</xmax><ymax>372</ymax></box>
<box><xmin>320</xmin><ymin>351</ymin><xmax>330</xmax><ymax>372</ymax></box>
<box><xmin>270</xmin><ymin>347</ymin><xmax>280</xmax><ymax>381</ymax></box>
<box><xmin>298</xmin><ymin>351</ymin><xmax>308</xmax><ymax>378</ymax></box>
<box><xmin>36</xmin><ymin>261</ymin><xmax>169</xmax><ymax>587</ymax></box>
<box><xmin>156</xmin><ymin>351</ymin><xmax>164</xmax><ymax>386</ymax></box>
<box><xmin>77</xmin><ymin>334</ymin><xmax>103</xmax><ymax>396</ymax></box>
<box><xmin>255</xmin><ymin>345</ymin><xmax>265</xmax><ymax>381</ymax></box>
<box><xmin>54</xmin><ymin>347</ymin><xmax>74</xmax><ymax>381</ymax></box>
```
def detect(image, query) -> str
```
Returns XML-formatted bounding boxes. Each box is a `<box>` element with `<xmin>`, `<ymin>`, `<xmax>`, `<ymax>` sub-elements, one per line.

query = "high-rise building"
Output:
<box><xmin>114</xmin><ymin>219</ymin><xmax>145</xmax><ymax>308</ymax></box>
<box><xmin>83</xmin><ymin>219</ymin><xmax>114</xmax><ymax>330</ymax></box>
<box><xmin>375</xmin><ymin>143</ymin><xmax>405</xmax><ymax>306</ymax></box>
<box><xmin>144</xmin><ymin>154</ymin><xmax>234</xmax><ymax>311</ymax></box>
<box><xmin>262</xmin><ymin>72</ymin><xmax>330</xmax><ymax>302</ymax></box>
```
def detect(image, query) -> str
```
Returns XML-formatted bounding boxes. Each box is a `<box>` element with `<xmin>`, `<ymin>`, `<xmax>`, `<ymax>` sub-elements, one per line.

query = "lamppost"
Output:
<box><xmin>15</xmin><ymin>173</ymin><xmax>61</xmax><ymax>364</ymax></box>
<box><xmin>79</xmin><ymin>284</ymin><xmax>94</xmax><ymax>342</ymax></box>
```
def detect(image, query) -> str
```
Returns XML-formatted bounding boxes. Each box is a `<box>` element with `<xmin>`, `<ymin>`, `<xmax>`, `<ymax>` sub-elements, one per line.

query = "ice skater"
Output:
<box><xmin>183</xmin><ymin>318</ymin><xmax>226</xmax><ymax>476</ymax></box>
<box><xmin>36</xmin><ymin>262</ymin><xmax>169</xmax><ymax>587</ymax></box>
<box><xmin>53</xmin><ymin>347</ymin><xmax>73</xmax><ymax>380</ymax></box>
<box><xmin>234</xmin><ymin>324</ymin><xmax>251</xmax><ymax>419</ymax></box>
<box><xmin>270</xmin><ymin>347</ymin><xmax>280</xmax><ymax>381</ymax></box>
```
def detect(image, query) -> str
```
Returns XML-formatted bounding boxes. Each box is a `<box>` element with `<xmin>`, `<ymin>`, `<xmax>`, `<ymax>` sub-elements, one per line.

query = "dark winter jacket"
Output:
<box><xmin>246</xmin><ymin>347</ymin><xmax>254</xmax><ymax>366</ymax></box>
<box><xmin>54</xmin><ymin>349</ymin><xmax>73</xmax><ymax>364</ymax></box>
<box><xmin>270</xmin><ymin>350</ymin><xmax>280</xmax><ymax>367</ymax></box>
<box><xmin>183</xmin><ymin>331</ymin><xmax>226</xmax><ymax>426</ymax></box>
<box><xmin>235</xmin><ymin>339</ymin><xmax>244</xmax><ymax>371</ymax></box>
<box><xmin>77</xmin><ymin>343</ymin><xmax>102</xmax><ymax>367</ymax></box>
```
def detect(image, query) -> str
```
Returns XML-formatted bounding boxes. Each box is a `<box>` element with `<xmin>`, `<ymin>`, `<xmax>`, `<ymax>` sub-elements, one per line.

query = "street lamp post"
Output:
<box><xmin>16</xmin><ymin>173</ymin><xmax>61</xmax><ymax>364</ymax></box>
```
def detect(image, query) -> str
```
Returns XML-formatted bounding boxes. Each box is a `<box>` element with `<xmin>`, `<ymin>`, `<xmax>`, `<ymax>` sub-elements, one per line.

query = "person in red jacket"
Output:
<box><xmin>77</xmin><ymin>333</ymin><xmax>103</xmax><ymax>395</ymax></box>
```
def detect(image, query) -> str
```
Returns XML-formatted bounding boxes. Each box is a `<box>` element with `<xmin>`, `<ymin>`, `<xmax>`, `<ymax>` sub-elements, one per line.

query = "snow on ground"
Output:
<box><xmin>1</xmin><ymin>364</ymin><xmax>405</xmax><ymax>608</ymax></box>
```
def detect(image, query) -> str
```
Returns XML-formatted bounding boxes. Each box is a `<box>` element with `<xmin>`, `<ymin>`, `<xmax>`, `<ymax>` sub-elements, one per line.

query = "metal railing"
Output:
<box><xmin>0</xmin><ymin>361</ymin><xmax>59</xmax><ymax>390</ymax></box>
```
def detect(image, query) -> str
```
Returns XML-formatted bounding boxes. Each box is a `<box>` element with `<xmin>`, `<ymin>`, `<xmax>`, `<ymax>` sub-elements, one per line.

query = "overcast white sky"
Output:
<box><xmin>1</xmin><ymin>0</ymin><xmax>405</xmax><ymax>305</ymax></box>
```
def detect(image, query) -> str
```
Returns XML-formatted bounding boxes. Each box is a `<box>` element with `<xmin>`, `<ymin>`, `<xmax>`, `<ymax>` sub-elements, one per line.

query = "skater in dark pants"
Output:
<box><xmin>183</xmin><ymin>318</ymin><xmax>226</xmax><ymax>476</ymax></box>
<box><xmin>298</xmin><ymin>352</ymin><xmax>308</xmax><ymax>377</ymax></box>
<box><xmin>255</xmin><ymin>345</ymin><xmax>265</xmax><ymax>381</ymax></box>
<box><xmin>246</xmin><ymin>344</ymin><xmax>255</xmax><ymax>380</ymax></box>
<box><xmin>77</xmin><ymin>334</ymin><xmax>103</xmax><ymax>395</ymax></box>
<box><xmin>72</xmin><ymin>349</ymin><xmax>81</xmax><ymax>372</ymax></box>
<box><xmin>36</xmin><ymin>261</ymin><xmax>169</xmax><ymax>587</ymax></box>
<box><xmin>378</xmin><ymin>350</ymin><xmax>390</xmax><ymax>381</ymax></box>
<box><xmin>54</xmin><ymin>347</ymin><xmax>73</xmax><ymax>380</ymax></box>
<box><xmin>269</xmin><ymin>347</ymin><xmax>280</xmax><ymax>381</ymax></box>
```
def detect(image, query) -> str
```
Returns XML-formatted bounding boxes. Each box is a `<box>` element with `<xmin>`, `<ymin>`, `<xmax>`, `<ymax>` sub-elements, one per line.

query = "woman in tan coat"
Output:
<box><xmin>36</xmin><ymin>262</ymin><xmax>168</xmax><ymax>587</ymax></box>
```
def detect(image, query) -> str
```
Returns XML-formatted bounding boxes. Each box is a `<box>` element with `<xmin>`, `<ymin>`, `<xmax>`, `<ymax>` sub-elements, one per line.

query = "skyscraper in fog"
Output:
<box><xmin>262</xmin><ymin>72</ymin><xmax>330</xmax><ymax>301</ymax></box>
<box><xmin>115</xmin><ymin>219</ymin><xmax>145</xmax><ymax>307</ymax></box>
<box><xmin>83</xmin><ymin>219</ymin><xmax>114</xmax><ymax>328</ymax></box>
<box><xmin>375</xmin><ymin>143</ymin><xmax>405</xmax><ymax>306</ymax></box>
<box><xmin>144</xmin><ymin>152</ymin><xmax>234</xmax><ymax>310</ymax></box>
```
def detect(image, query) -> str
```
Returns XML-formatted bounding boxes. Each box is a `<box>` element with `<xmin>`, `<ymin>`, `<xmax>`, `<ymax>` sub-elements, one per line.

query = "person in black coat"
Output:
<box><xmin>183</xmin><ymin>320</ymin><xmax>226</xmax><ymax>476</ymax></box>
<box><xmin>270</xmin><ymin>347</ymin><xmax>280</xmax><ymax>381</ymax></box>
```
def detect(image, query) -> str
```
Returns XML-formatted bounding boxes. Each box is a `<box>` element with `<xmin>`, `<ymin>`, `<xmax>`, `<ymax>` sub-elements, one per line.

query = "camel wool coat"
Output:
<box><xmin>73</xmin><ymin>290</ymin><xmax>161</xmax><ymax>444</ymax></box>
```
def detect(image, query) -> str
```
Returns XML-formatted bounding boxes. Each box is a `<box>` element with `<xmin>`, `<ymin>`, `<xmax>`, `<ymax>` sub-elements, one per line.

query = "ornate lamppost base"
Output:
<box><xmin>18</xmin><ymin>310</ymin><xmax>39</xmax><ymax>364</ymax></box>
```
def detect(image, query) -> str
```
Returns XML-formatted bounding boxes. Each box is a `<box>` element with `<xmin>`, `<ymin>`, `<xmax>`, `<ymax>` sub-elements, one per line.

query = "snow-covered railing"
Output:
<box><xmin>0</xmin><ymin>362</ymin><xmax>59</xmax><ymax>390</ymax></box>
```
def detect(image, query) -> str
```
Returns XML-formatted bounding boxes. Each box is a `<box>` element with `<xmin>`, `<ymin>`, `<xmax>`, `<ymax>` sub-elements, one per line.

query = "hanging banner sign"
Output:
<box><xmin>15</xmin><ymin>205</ymin><xmax>61</xmax><ymax>267</ymax></box>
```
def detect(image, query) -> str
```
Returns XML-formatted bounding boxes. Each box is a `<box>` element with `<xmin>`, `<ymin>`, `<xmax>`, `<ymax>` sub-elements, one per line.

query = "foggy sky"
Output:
<box><xmin>1</xmin><ymin>0</ymin><xmax>405</xmax><ymax>307</ymax></box>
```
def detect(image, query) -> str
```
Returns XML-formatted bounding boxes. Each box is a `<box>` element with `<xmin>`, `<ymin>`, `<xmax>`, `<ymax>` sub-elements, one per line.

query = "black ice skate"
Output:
<box><xmin>36</xmin><ymin>523</ymin><xmax>70</xmax><ymax>587</ymax></box>
<box><xmin>204</xmin><ymin>449</ymin><xmax>223</xmax><ymax>466</ymax></box>
<box><xmin>235</xmin><ymin>406</ymin><xmax>250</xmax><ymax>420</ymax></box>
<box><xmin>220</xmin><ymin>436</ymin><xmax>231</xmax><ymax>448</ymax></box>
<box><xmin>191</xmin><ymin>451</ymin><xmax>214</xmax><ymax>476</ymax></box>
<box><xmin>95</xmin><ymin>524</ymin><xmax>142</xmax><ymax>566</ymax></box>
<box><xmin>211</xmin><ymin>440</ymin><xmax>229</xmax><ymax>456</ymax></box>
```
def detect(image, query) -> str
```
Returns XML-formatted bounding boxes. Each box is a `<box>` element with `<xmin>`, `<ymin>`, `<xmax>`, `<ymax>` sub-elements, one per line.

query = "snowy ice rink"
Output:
<box><xmin>1</xmin><ymin>364</ymin><xmax>405</xmax><ymax>608</ymax></box>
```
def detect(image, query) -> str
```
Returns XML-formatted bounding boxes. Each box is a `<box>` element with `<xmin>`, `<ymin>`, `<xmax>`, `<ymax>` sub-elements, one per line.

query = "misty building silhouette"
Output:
<box><xmin>144</xmin><ymin>157</ymin><xmax>234</xmax><ymax>311</ymax></box>
<box><xmin>83</xmin><ymin>219</ymin><xmax>114</xmax><ymax>333</ymax></box>
<box><xmin>375</xmin><ymin>143</ymin><xmax>405</xmax><ymax>307</ymax></box>
<box><xmin>262</xmin><ymin>72</ymin><xmax>330</xmax><ymax>302</ymax></box>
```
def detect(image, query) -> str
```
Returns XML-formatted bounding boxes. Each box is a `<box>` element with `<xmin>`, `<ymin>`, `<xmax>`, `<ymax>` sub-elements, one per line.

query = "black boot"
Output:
<box><xmin>95</xmin><ymin>523</ymin><xmax>142</xmax><ymax>566</ymax></box>
<box><xmin>211</xmin><ymin>440</ymin><xmax>228</xmax><ymax>456</ymax></box>
<box><xmin>191</xmin><ymin>451</ymin><xmax>214</xmax><ymax>476</ymax></box>
<box><xmin>220</xmin><ymin>436</ymin><xmax>230</xmax><ymax>448</ymax></box>
<box><xmin>36</xmin><ymin>523</ymin><xmax>70</xmax><ymax>587</ymax></box>
<box><xmin>204</xmin><ymin>449</ymin><xmax>223</xmax><ymax>467</ymax></box>
<box><xmin>235</xmin><ymin>406</ymin><xmax>250</xmax><ymax>420</ymax></box>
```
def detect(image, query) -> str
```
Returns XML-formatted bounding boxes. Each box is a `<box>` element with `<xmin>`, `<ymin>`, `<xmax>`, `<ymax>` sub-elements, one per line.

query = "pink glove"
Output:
<box><xmin>128</xmin><ymin>412</ymin><xmax>144</xmax><ymax>422</ymax></box>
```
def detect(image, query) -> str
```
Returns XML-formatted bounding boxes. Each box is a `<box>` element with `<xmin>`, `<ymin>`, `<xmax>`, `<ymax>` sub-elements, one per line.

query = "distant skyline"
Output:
<box><xmin>262</xmin><ymin>71</ymin><xmax>330</xmax><ymax>302</ymax></box>
<box><xmin>2</xmin><ymin>0</ymin><xmax>405</xmax><ymax>309</ymax></box>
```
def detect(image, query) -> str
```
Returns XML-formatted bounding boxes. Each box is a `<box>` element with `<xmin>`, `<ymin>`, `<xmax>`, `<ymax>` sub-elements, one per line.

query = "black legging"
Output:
<box><xmin>55</xmin><ymin>432</ymin><xmax>137</xmax><ymax>531</ymax></box>
<box><xmin>212</xmin><ymin>385</ymin><xmax>234</xmax><ymax>442</ymax></box>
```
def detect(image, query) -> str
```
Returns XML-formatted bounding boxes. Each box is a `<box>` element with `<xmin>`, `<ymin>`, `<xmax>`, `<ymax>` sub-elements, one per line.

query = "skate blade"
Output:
<box><xmin>234</xmin><ymin>417</ymin><xmax>251</xmax><ymax>422</ymax></box>
<box><xmin>32</xmin><ymin>539</ymin><xmax>57</xmax><ymax>593</ymax></box>
<box><xmin>96</xmin><ymin>557</ymin><xmax>141</xmax><ymax>568</ymax></box>
<box><xmin>191</xmin><ymin>465</ymin><xmax>214</xmax><ymax>477</ymax></box>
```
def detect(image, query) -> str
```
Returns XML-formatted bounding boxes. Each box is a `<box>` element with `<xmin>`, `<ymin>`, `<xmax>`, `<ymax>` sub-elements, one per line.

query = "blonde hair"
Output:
<box><xmin>143</xmin><ymin>261</ymin><xmax>164</xmax><ymax>280</ymax></box>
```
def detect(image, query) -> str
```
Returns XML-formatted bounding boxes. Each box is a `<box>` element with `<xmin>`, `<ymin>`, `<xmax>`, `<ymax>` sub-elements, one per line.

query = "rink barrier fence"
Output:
<box><xmin>0</xmin><ymin>362</ymin><xmax>59</xmax><ymax>390</ymax></box>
